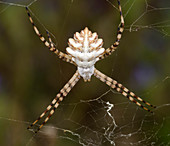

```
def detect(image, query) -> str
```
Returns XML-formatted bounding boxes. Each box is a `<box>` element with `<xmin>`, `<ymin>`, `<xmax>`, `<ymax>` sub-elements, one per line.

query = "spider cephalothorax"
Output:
<box><xmin>66</xmin><ymin>27</ymin><xmax>105</xmax><ymax>81</ymax></box>
<box><xmin>26</xmin><ymin>0</ymin><xmax>156</xmax><ymax>133</ymax></box>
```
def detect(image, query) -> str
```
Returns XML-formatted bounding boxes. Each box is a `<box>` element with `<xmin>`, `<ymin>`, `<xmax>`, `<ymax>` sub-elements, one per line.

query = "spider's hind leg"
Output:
<box><xmin>99</xmin><ymin>0</ymin><xmax>124</xmax><ymax>60</ymax></box>
<box><xmin>25</xmin><ymin>7</ymin><xmax>75</xmax><ymax>64</ymax></box>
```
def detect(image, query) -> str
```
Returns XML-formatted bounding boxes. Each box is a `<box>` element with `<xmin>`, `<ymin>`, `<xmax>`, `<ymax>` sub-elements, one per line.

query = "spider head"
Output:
<box><xmin>66</xmin><ymin>27</ymin><xmax>105</xmax><ymax>81</ymax></box>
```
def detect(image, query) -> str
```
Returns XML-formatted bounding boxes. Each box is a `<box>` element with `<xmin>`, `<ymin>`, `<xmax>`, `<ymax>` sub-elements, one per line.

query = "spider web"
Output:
<box><xmin>0</xmin><ymin>0</ymin><xmax>170</xmax><ymax>145</ymax></box>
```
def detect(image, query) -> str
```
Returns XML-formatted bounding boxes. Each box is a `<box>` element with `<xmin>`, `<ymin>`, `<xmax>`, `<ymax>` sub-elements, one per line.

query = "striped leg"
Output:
<box><xmin>94</xmin><ymin>68</ymin><xmax>156</xmax><ymax>113</ymax></box>
<box><xmin>27</xmin><ymin>71</ymin><xmax>80</xmax><ymax>133</ymax></box>
<box><xmin>25</xmin><ymin>7</ymin><xmax>74</xmax><ymax>64</ymax></box>
<box><xmin>46</xmin><ymin>31</ymin><xmax>54</xmax><ymax>48</ymax></box>
<box><xmin>99</xmin><ymin>0</ymin><xmax>124</xmax><ymax>60</ymax></box>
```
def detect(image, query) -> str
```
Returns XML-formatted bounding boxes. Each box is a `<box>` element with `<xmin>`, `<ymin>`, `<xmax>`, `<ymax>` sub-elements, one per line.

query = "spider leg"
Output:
<box><xmin>46</xmin><ymin>30</ymin><xmax>54</xmax><ymax>48</ymax></box>
<box><xmin>99</xmin><ymin>0</ymin><xmax>124</xmax><ymax>60</ymax></box>
<box><xmin>27</xmin><ymin>70</ymin><xmax>80</xmax><ymax>133</ymax></box>
<box><xmin>94</xmin><ymin>68</ymin><xmax>156</xmax><ymax>113</ymax></box>
<box><xmin>25</xmin><ymin>7</ymin><xmax>74</xmax><ymax>64</ymax></box>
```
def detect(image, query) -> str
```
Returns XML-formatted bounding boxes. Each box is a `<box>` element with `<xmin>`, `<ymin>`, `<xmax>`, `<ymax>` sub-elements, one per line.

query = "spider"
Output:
<box><xmin>26</xmin><ymin>0</ymin><xmax>156</xmax><ymax>133</ymax></box>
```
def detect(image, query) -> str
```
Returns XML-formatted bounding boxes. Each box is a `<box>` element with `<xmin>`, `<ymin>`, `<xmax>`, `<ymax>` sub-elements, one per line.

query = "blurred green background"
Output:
<box><xmin>0</xmin><ymin>0</ymin><xmax>170</xmax><ymax>145</ymax></box>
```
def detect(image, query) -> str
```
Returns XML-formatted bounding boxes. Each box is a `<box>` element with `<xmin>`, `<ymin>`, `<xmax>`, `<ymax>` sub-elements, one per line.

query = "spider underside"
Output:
<box><xmin>26</xmin><ymin>0</ymin><xmax>156</xmax><ymax>133</ymax></box>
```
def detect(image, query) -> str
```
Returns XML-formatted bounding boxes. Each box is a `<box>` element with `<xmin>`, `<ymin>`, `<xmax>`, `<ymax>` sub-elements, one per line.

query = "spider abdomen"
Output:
<box><xmin>66</xmin><ymin>27</ymin><xmax>105</xmax><ymax>81</ymax></box>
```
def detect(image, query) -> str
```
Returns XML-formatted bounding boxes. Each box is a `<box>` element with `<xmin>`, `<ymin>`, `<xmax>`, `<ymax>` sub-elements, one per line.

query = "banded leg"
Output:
<box><xmin>46</xmin><ymin>31</ymin><xmax>54</xmax><ymax>48</ymax></box>
<box><xmin>27</xmin><ymin>70</ymin><xmax>80</xmax><ymax>133</ymax></box>
<box><xmin>94</xmin><ymin>68</ymin><xmax>156</xmax><ymax>113</ymax></box>
<box><xmin>99</xmin><ymin>0</ymin><xmax>124</xmax><ymax>60</ymax></box>
<box><xmin>25</xmin><ymin>7</ymin><xmax>74</xmax><ymax>64</ymax></box>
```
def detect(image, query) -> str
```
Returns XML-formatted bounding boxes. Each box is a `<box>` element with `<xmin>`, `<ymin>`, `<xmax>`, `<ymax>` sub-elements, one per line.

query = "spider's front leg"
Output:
<box><xmin>94</xmin><ymin>68</ymin><xmax>156</xmax><ymax>113</ymax></box>
<box><xmin>27</xmin><ymin>71</ymin><xmax>80</xmax><ymax>133</ymax></box>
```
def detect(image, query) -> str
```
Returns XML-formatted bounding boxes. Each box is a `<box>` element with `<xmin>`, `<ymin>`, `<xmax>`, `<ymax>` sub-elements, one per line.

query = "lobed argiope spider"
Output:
<box><xmin>26</xmin><ymin>0</ymin><xmax>156</xmax><ymax>133</ymax></box>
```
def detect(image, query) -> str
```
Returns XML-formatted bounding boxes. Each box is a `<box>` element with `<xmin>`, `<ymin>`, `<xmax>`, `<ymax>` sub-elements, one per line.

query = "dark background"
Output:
<box><xmin>0</xmin><ymin>0</ymin><xmax>170</xmax><ymax>145</ymax></box>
